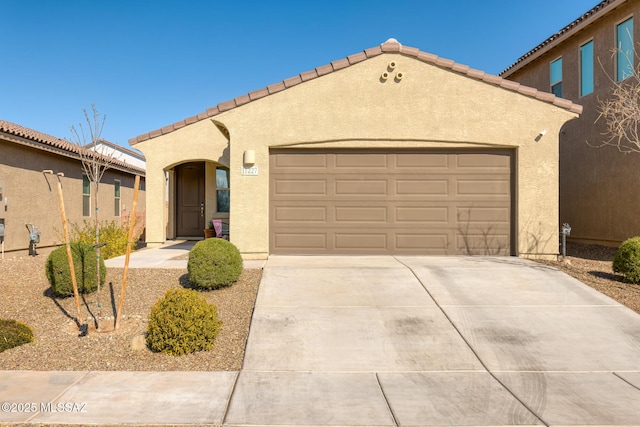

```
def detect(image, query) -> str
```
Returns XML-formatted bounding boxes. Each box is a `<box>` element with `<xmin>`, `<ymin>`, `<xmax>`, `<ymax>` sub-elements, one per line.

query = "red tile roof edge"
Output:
<box><xmin>130</xmin><ymin>38</ymin><xmax>582</xmax><ymax>145</ymax></box>
<box><xmin>500</xmin><ymin>0</ymin><xmax>625</xmax><ymax>77</ymax></box>
<box><xmin>0</xmin><ymin>120</ymin><xmax>145</xmax><ymax>176</ymax></box>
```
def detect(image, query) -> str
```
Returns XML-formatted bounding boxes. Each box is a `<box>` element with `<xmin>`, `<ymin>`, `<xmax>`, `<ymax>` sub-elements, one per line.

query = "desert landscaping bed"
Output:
<box><xmin>0</xmin><ymin>254</ymin><xmax>261</xmax><ymax>371</ymax></box>
<box><xmin>1</xmin><ymin>242</ymin><xmax>640</xmax><ymax>372</ymax></box>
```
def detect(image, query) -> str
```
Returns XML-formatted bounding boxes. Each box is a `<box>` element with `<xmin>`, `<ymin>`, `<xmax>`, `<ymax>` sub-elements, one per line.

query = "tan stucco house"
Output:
<box><xmin>502</xmin><ymin>0</ymin><xmax>639</xmax><ymax>245</ymax></box>
<box><xmin>130</xmin><ymin>39</ymin><xmax>581</xmax><ymax>259</ymax></box>
<box><xmin>0</xmin><ymin>120</ymin><xmax>146</xmax><ymax>257</ymax></box>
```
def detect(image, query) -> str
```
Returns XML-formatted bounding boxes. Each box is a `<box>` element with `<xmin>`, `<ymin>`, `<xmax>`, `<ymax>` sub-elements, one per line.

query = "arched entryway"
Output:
<box><xmin>172</xmin><ymin>161</ymin><xmax>229</xmax><ymax>239</ymax></box>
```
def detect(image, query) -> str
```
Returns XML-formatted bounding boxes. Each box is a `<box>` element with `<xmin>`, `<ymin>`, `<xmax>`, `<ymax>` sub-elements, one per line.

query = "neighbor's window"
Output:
<box><xmin>216</xmin><ymin>167</ymin><xmax>230</xmax><ymax>213</ymax></box>
<box><xmin>580</xmin><ymin>40</ymin><xmax>594</xmax><ymax>96</ymax></box>
<box><xmin>82</xmin><ymin>175</ymin><xmax>91</xmax><ymax>217</ymax></box>
<box><xmin>617</xmin><ymin>17</ymin><xmax>634</xmax><ymax>81</ymax></box>
<box><xmin>550</xmin><ymin>57</ymin><xmax>563</xmax><ymax>97</ymax></box>
<box><xmin>114</xmin><ymin>180</ymin><xmax>121</xmax><ymax>216</ymax></box>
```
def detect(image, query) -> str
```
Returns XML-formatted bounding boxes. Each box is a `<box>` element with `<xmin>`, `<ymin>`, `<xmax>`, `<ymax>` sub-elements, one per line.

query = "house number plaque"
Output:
<box><xmin>242</xmin><ymin>165</ymin><xmax>259</xmax><ymax>176</ymax></box>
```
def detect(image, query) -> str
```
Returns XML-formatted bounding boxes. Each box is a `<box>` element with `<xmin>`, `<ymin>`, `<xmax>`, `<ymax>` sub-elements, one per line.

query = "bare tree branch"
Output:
<box><xmin>592</xmin><ymin>35</ymin><xmax>640</xmax><ymax>154</ymax></box>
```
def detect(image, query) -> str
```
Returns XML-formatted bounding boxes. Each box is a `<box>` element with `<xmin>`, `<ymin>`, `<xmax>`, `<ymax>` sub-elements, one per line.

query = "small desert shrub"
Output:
<box><xmin>146</xmin><ymin>288</ymin><xmax>221</xmax><ymax>356</ymax></box>
<box><xmin>45</xmin><ymin>242</ymin><xmax>106</xmax><ymax>297</ymax></box>
<box><xmin>187</xmin><ymin>238</ymin><xmax>243</xmax><ymax>290</ymax></box>
<box><xmin>613</xmin><ymin>237</ymin><xmax>640</xmax><ymax>284</ymax></box>
<box><xmin>66</xmin><ymin>219</ymin><xmax>142</xmax><ymax>260</ymax></box>
<box><xmin>0</xmin><ymin>319</ymin><xmax>34</xmax><ymax>353</ymax></box>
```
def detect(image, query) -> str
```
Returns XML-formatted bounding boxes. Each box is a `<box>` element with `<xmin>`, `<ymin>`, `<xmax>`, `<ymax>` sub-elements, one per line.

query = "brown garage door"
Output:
<box><xmin>270</xmin><ymin>149</ymin><xmax>514</xmax><ymax>255</ymax></box>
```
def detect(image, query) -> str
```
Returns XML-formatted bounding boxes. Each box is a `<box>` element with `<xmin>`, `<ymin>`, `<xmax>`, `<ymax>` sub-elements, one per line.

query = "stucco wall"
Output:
<box><xmin>0</xmin><ymin>138</ymin><xmax>145</xmax><ymax>256</ymax></box>
<box><xmin>506</xmin><ymin>2</ymin><xmax>640</xmax><ymax>245</ymax></box>
<box><xmin>137</xmin><ymin>52</ymin><xmax>577</xmax><ymax>258</ymax></box>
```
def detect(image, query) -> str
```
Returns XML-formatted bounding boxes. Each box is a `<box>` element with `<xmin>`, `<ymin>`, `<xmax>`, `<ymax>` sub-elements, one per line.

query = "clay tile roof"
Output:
<box><xmin>500</xmin><ymin>0</ymin><xmax>624</xmax><ymax>77</ymax></box>
<box><xmin>130</xmin><ymin>38</ymin><xmax>583</xmax><ymax>145</ymax></box>
<box><xmin>0</xmin><ymin>119</ymin><xmax>145</xmax><ymax>175</ymax></box>
<box><xmin>316</xmin><ymin>64</ymin><xmax>334</xmax><ymax>76</ymax></box>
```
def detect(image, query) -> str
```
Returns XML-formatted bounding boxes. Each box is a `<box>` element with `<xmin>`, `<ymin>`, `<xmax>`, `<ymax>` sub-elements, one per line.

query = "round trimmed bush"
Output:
<box><xmin>613</xmin><ymin>237</ymin><xmax>640</xmax><ymax>284</ymax></box>
<box><xmin>146</xmin><ymin>288</ymin><xmax>221</xmax><ymax>356</ymax></box>
<box><xmin>187</xmin><ymin>238</ymin><xmax>243</xmax><ymax>290</ymax></box>
<box><xmin>0</xmin><ymin>319</ymin><xmax>34</xmax><ymax>353</ymax></box>
<box><xmin>45</xmin><ymin>242</ymin><xmax>106</xmax><ymax>297</ymax></box>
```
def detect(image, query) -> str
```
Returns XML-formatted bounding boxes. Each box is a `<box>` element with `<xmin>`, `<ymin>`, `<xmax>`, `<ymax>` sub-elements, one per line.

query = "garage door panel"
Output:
<box><xmin>395</xmin><ymin>153</ymin><xmax>449</xmax><ymax>169</ymax></box>
<box><xmin>396</xmin><ymin>233</ymin><xmax>449</xmax><ymax>251</ymax></box>
<box><xmin>274</xmin><ymin>179</ymin><xmax>328</xmax><ymax>195</ymax></box>
<box><xmin>335</xmin><ymin>153</ymin><xmax>388</xmax><ymax>168</ymax></box>
<box><xmin>335</xmin><ymin>233</ymin><xmax>387</xmax><ymax>250</ymax></box>
<box><xmin>457</xmin><ymin>179</ymin><xmax>510</xmax><ymax>196</ymax></box>
<box><xmin>335</xmin><ymin>206</ymin><xmax>388</xmax><ymax>222</ymax></box>
<box><xmin>274</xmin><ymin>233</ymin><xmax>327</xmax><ymax>250</ymax></box>
<box><xmin>455</xmin><ymin>234</ymin><xmax>510</xmax><ymax>255</ymax></box>
<box><xmin>396</xmin><ymin>179</ymin><xmax>449</xmax><ymax>196</ymax></box>
<box><xmin>457</xmin><ymin>206</ymin><xmax>510</xmax><ymax>223</ymax></box>
<box><xmin>335</xmin><ymin>179</ymin><xmax>387</xmax><ymax>195</ymax></box>
<box><xmin>396</xmin><ymin>206</ymin><xmax>449</xmax><ymax>223</ymax></box>
<box><xmin>274</xmin><ymin>153</ymin><xmax>328</xmax><ymax>169</ymax></box>
<box><xmin>274</xmin><ymin>206</ymin><xmax>327</xmax><ymax>222</ymax></box>
<box><xmin>270</xmin><ymin>150</ymin><xmax>512</xmax><ymax>255</ymax></box>
<box><xmin>456</xmin><ymin>153</ymin><xmax>511</xmax><ymax>169</ymax></box>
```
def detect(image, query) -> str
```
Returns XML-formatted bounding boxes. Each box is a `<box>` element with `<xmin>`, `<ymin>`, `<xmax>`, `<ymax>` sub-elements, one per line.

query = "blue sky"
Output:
<box><xmin>2</xmin><ymin>0</ymin><xmax>601</xmax><ymax>149</ymax></box>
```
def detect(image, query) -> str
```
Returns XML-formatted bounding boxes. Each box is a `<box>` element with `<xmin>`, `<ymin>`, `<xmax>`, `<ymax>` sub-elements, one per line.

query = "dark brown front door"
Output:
<box><xmin>176</xmin><ymin>162</ymin><xmax>205</xmax><ymax>237</ymax></box>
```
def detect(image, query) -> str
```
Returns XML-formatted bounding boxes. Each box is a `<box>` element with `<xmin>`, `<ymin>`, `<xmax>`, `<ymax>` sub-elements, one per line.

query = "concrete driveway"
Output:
<box><xmin>226</xmin><ymin>255</ymin><xmax>640</xmax><ymax>426</ymax></box>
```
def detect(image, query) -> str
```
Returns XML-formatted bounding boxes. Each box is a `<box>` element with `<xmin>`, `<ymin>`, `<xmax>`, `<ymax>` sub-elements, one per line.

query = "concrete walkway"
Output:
<box><xmin>104</xmin><ymin>240</ymin><xmax>267</xmax><ymax>269</ymax></box>
<box><xmin>3</xmin><ymin>254</ymin><xmax>640</xmax><ymax>425</ymax></box>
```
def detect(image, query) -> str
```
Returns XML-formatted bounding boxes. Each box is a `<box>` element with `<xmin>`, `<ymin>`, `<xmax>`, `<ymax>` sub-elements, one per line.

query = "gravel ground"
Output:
<box><xmin>2</xmin><ymin>242</ymin><xmax>640</xmax><ymax>372</ymax></box>
<box><xmin>0</xmin><ymin>254</ymin><xmax>261</xmax><ymax>371</ymax></box>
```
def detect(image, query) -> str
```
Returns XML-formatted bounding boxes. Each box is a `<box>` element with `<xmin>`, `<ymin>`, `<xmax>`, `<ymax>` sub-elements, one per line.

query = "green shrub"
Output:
<box><xmin>66</xmin><ymin>219</ymin><xmax>142</xmax><ymax>260</ymax></box>
<box><xmin>45</xmin><ymin>242</ymin><xmax>106</xmax><ymax>297</ymax></box>
<box><xmin>0</xmin><ymin>319</ymin><xmax>34</xmax><ymax>353</ymax></box>
<box><xmin>613</xmin><ymin>237</ymin><xmax>640</xmax><ymax>284</ymax></box>
<box><xmin>146</xmin><ymin>288</ymin><xmax>221</xmax><ymax>356</ymax></box>
<box><xmin>187</xmin><ymin>239</ymin><xmax>243</xmax><ymax>290</ymax></box>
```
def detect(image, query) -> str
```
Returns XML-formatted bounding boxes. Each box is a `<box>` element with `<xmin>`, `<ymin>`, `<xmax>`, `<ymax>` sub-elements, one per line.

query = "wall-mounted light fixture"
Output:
<box><xmin>535</xmin><ymin>129</ymin><xmax>547</xmax><ymax>142</ymax></box>
<box><xmin>243</xmin><ymin>150</ymin><xmax>256</xmax><ymax>166</ymax></box>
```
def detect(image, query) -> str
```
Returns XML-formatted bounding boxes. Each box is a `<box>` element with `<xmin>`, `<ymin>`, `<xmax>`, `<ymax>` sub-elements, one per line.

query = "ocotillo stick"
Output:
<box><xmin>55</xmin><ymin>175</ymin><xmax>83</xmax><ymax>329</ymax></box>
<box><xmin>115</xmin><ymin>175</ymin><xmax>140</xmax><ymax>330</ymax></box>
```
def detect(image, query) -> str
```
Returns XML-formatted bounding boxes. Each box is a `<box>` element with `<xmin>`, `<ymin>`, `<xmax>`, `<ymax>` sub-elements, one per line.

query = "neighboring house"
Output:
<box><xmin>0</xmin><ymin>120</ymin><xmax>146</xmax><ymax>257</ymax></box>
<box><xmin>85</xmin><ymin>139</ymin><xmax>146</xmax><ymax>170</ymax></box>
<box><xmin>501</xmin><ymin>0</ymin><xmax>640</xmax><ymax>245</ymax></box>
<box><xmin>130</xmin><ymin>38</ymin><xmax>580</xmax><ymax>259</ymax></box>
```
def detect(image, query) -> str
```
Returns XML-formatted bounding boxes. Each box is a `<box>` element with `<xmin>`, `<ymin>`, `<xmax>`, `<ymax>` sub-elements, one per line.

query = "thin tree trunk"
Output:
<box><xmin>94</xmin><ymin>176</ymin><xmax>101</xmax><ymax>329</ymax></box>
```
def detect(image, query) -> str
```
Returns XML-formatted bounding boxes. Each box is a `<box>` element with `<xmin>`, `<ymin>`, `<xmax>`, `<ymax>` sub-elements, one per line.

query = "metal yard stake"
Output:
<box><xmin>48</xmin><ymin>171</ymin><xmax>84</xmax><ymax>330</ymax></box>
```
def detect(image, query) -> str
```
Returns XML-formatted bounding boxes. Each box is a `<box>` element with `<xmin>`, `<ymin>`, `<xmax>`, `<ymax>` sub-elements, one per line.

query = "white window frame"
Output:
<box><xmin>580</xmin><ymin>39</ymin><xmax>595</xmax><ymax>97</ymax></box>
<box><xmin>550</xmin><ymin>57</ymin><xmax>563</xmax><ymax>97</ymax></box>
<box><xmin>215</xmin><ymin>167</ymin><xmax>230</xmax><ymax>214</ymax></box>
<box><xmin>82</xmin><ymin>175</ymin><xmax>91</xmax><ymax>217</ymax></box>
<box><xmin>114</xmin><ymin>179</ymin><xmax>121</xmax><ymax>216</ymax></box>
<box><xmin>616</xmin><ymin>16</ymin><xmax>635</xmax><ymax>82</ymax></box>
